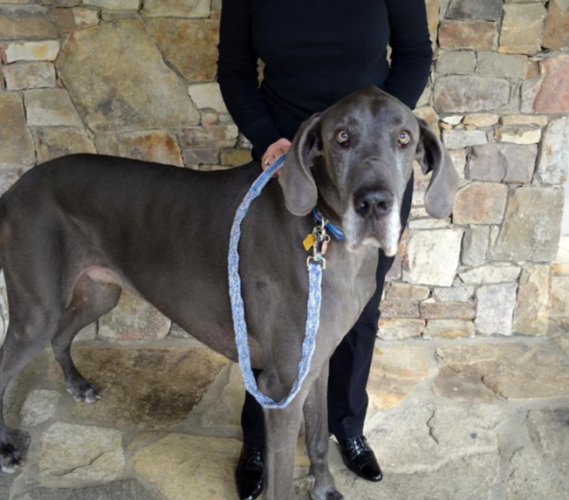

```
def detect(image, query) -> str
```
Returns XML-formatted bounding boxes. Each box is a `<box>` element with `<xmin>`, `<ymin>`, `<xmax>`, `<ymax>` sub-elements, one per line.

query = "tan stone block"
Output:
<box><xmin>439</xmin><ymin>21</ymin><xmax>496</xmax><ymax>50</ymax></box>
<box><xmin>1</xmin><ymin>40</ymin><xmax>60</xmax><ymax>63</ymax></box>
<box><xmin>420</xmin><ymin>301</ymin><xmax>476</xmax><ymax>320</ymax></box>
<box><xmin>134</xmin><ymin>434</ymin><xmax>242</xmax><ymax>500</ymax></box>
<box><xmin>446</xmin><ymin>0</ymin><xmax>503</xmax><ymax>21</ymax></box>
<box><xmin>426</xmin><ymin>0</ymin><xmax>440</xmax><ymax>47</ymax></box>
<box><xmin>57</xmin><ymin>20</ymin><xmax>200</xmax><ymax>132</ymax></box>
<box><xmin>535</xmin><ymin>116</ymin><xmax>569</xmax><ymax>185</ymax></box>
<box><xmin>468</xmin><ymin>143</ymin><xmax>537</xmax><ymax>183</ymax></box>
<box><xmin>408</xmin><ymin>218</ymin><xmax>451</xmax><ymax>230</ymax></box>
<box><xmin>387</xmin><ymin>283</ymin><xmax>430</xmax><ymax>301</ymax></box>
<box><xmin>441</xmin><ymin>115</ymin><xmax>463</xmax><ymax>125</ymax></box>
<box><xmin>551</xmin><ymin>276</ymin><xmax>569</xmax><ymax>320</ymax></box>
<box><xmin>543</xmin><ymin>0</ymin><xmax>569</xmax><ymax>50</ymax></box>
<box><xmin>459</xmin><ymin>265</ymin><xmax>521</xmax><ymax>285</ymax></box>
<box><xmin>24</xmin><ymin>88</ymin><xmax>82</xmax><ymax>127</ymax></box>
<box><xmin>188</xmin><ymin>82</ymin><xmax>228</xmax><ymax>113</ymax></box>
<box><xmin>435</xmin><ymin>76</ymin><xmax>510</xmax><ymax>113</ymax></box>
<box><xmin>500</xmin><ymin>4</ymin><xmax>547</xmax><ymax>54</ymax></box>
<box><xmin>34</xmin><ymin>127</ymin><xmax>96</xmax><ymax>163</ymax></box>
<box><xmin>380</xmin><ymin>300</ymin><xmax>420</xmax><ymax>319</ymax></box>
<box><xmin>462</xmin><ymin>226</ymin><xmax>490</xmax><ymax>266</ymax></box>
<box><xmin>433</xmin><ymin>367</ymin><xmax>498</xmax><ymax>401</ymax></box>
<box><xmin>0</xmin><ymin>93</ymin><xmax>35</xmax><ymax>168</ymax></box>
<box><xmin>146</xmin><ymin>18</ymin><xmax>219</xmax><ymax>82</ymax></box>
<box><xmin>442</xmin><ymin>129</ymin><xmax>488</xmax><ymax>148</ymax></box>
<box><xmin>85</xmin><ymin>0</ymin><xmax>139</xmax><ymax>9</ymax></box>
<box><xmin>463</xmin><ymin>114</ymin><xmax>499</xmax><ymax>128</ymax></box>
<box><xmin>143</xmin><ymin>0</ymin><xmax>210</xmax><ymax>18</ymax></box>
<box><xmin>424</xmin><ymin>320</ymin><xmax>475</xmax><ymax>339</ymax></box>
<box><xmin>2</xmin><ymin>61</ymin><xmax>55</xmax><ymax>90</ymax></box>
<box><xmin>500</xmin><ymin>115</ymin><xmax>548</xmax><ymax>126</ymax></box>
<box><xmin>0</xmin><ymin>5</ymin><xmax>59</xmax><ymax>41</ymax></box>
<box><xmin>95</xmin><ymin>130</ymin><xmax>183</xmax><ymax>167</ymax></box>
<box><xmin>490</xmin><ymin>187</ymin><xmax>564</xmax><ymax>262</ymax></box>
<box><xmin>49</xmin><ymin>346</ymin><xmax>229</xmax><ymax>428</ymax></box>
<box><xmin>40</xmin><ymin>423</ymin><xmax>124</xmax><ymax>482</ymax></box>
<box><xmin>476</xmin><ymin>283</ymin><xmax>517</xmax><ymax>335</ymax></box>
<box><xmin>513</xmin><ymin>265</ymin><xmax>551</xmax><ymax>335</ymax></box>
<box><xmin>432</xmin><ymin>286</ymin><xmax>474</xmax><ymax>302</ymax></box>
<box><xmin>476</xmin><ymin>52</ymin><xmax>531</xmax><ymax>79</ymax></box>
<box><xmin>179</xmin><ymin>125</ymin><xmax>239</xmax><ymax>148</ymax></box>
<box><xmin>495</xmin><ymin>125</ymin><xmax>541</xmax><ymax>145</ymax></box>
<box><xmin>377</xmin><ymin>319</ymin><xmax>425</xmax><ymax>340</ymax></box>
<box><xmin>220</xmin><ymin>149</ymin><xmax>251</xmax><ymax>166</ymax></box>
<box><xmin>448</xmin><ymin>149</ymin><xmax>466</xmax><ymax>179</ymax></box>
<box><xmin>434</xmin><ymin>343</ymin><xmax>569</xmax><ymax>399</ymax></box>
<box><xmin>453</xmin><ymin>182</ymin><xmax>508</xmax><ymax>225</ymax></box>
<box><xmin>368</xmin><ymin>344</ymin><xmax>428</xmax><ymax>410</ymax></box>
<box><xmin>403</xmin><ymin>229</ymin><xmax>463</xmax><ymax>287</ymax></box>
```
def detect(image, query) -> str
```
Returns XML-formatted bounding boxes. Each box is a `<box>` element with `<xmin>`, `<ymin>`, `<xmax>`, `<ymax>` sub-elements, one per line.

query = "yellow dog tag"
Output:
<box><xmin>303</xmin><ymin>233</ymin><xmax>316</xmax><ymax>251</ymax></box>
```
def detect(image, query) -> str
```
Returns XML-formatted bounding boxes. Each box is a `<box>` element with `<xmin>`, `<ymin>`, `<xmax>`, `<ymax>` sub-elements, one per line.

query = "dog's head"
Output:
<box><xmin>279</xmin><ymin>85</ymin><xmax>459</xmax><ymax>256</ymax></box>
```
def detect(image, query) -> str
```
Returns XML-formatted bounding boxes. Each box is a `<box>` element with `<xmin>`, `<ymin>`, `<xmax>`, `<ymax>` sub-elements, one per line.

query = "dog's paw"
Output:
<box><xmin>66</xmin><ymin>380</ymin><xmax>101</xmax><ymax>404</ymax></box>
<box><xmin>309</xmin><ymin>486</ymin><xmax>344</xmax><ymax>500</ymax></box>
<box><xmin>0</xmin><ymin>443</ymin><xmax>23</xmax><ymax>474</ymax></box>
<box><xmin>325</xmin><ymin>489</ymin><xmax>344</xmax><ymax>500</ymax></box>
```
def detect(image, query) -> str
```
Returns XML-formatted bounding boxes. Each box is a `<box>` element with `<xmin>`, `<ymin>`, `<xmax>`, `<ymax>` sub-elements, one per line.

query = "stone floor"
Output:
<box><xmin>0</xmin><ymin>319</ymin><xmax>568</xmax><ymax>500</ymax></box>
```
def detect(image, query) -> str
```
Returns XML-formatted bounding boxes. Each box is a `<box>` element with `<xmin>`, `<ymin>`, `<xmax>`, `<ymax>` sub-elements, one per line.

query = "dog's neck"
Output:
<box><xmin>312</xmin><ymin>156</ymin><xmax>344</xmax><ymax>230</ymax></box>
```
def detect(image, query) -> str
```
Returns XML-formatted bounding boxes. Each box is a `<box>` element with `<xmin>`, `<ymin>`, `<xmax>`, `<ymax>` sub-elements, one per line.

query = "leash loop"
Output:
<box><xmin>228</xmin><ymin>155</ymin><xmax>323</xmax><ymax>409</ymax></box>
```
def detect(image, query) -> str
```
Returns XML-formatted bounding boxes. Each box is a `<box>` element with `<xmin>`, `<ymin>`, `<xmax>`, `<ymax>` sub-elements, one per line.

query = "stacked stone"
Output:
<box><xmin>0</xmin><ymin>0</ymin><xmax>249</xmax><ymax>185</ymax></box>
<box><xmin>381</xmin><ymin>0</ymin><xmax>569</xmax><ymax>340</ymax></box>
<box><xmin>0</xmin><ymin>0</ymin><xmax>567</xmax><ymax>341</ymax></box>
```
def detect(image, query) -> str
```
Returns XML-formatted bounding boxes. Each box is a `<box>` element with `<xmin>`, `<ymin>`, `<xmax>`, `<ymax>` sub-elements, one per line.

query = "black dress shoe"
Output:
<box><xmin>235</xmin><ymin>445</ymin><xmax>265</xmax><ymax>500</ymax></box>
<box><xmin>337</xmin><ymin>436</ymin><xmax>383</xmax><ymax>482</ymax></box>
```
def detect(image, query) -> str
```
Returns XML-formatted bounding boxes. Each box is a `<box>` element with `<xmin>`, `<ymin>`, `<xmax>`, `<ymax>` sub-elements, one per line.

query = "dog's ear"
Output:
<box><xmin>415</xmin><ymin>118</ymin><xmax>459</xmax><ymax>219</ymax></box>
<box><xmin>279</xmin><ymin>113</ymin><xmax>322</xmax><ymax>216</ymax></box>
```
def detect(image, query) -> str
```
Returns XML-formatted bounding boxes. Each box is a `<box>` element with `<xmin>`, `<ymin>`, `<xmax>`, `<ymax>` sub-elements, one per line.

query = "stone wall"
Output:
<box><xmin>0</xmin><ymin>0</ymin><xmax>567</xmax><ymax>343</ymax></box>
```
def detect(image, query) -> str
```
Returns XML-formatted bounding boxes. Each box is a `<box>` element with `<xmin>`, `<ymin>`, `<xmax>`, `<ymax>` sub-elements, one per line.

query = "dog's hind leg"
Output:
<box><xmin>304</xmin><ymin>364</ymin><xmax>344</xmax><ymax>500</ymax></box>
<box><xmin>0</xmin><ymin>308</ymin><xmax>63</xmax><ymax>472</ymax></box>
<box><xmin>51</xmin><ymin>275</ymin><xmax>120</xmax><ymax>403</ymax></box>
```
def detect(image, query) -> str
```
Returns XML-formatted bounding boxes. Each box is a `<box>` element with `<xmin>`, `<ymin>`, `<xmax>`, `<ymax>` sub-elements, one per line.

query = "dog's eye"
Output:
<box><xmin>398</xmin><ymin>131</ymin><xmax>411</xmax><ymax>146</ymax></box>
<box><xmin>336</xmin><ymin>130</ymin><xmax>350</xmax><ymax>145</ymax></box>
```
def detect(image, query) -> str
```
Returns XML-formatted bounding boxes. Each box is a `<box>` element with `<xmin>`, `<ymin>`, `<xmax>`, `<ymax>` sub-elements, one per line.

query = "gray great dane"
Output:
<box><xmin>0</xmin><ymin>86</ymin><xmax>458</xmax><ymax>499</ymax></box>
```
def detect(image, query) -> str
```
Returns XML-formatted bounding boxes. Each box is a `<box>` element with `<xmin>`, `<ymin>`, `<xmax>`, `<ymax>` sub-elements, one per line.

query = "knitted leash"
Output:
<box><xmin>228</xmin><ymin>154</ymin><xmax>323</xmax><ymax>409</ymax></box>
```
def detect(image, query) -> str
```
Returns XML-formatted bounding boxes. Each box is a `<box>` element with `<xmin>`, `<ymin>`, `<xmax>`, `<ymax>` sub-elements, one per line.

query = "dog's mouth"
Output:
<box><xmin>342</xmin><ymin>201</ymin><xmax>401</xmax><ymax>256</ymax></box>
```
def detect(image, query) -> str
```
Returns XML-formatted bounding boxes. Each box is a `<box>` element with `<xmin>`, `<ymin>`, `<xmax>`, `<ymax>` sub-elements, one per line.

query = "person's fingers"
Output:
<box><xmin>261</xmin><ymin>139</ymin><xmax>292</xmax><ymax>172</ymax></box>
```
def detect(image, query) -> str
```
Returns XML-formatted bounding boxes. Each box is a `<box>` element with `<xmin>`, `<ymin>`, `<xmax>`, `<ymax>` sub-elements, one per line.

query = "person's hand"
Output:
<box><xmin>262</xmin><ymin>138</ymin><xmax>291</xmax><ymax>174</ymax></box>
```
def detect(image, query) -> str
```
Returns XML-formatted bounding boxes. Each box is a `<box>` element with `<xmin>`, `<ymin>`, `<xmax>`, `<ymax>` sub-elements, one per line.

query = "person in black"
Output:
<box><xmin>217</xmin><ymin>2</ymin><xmax>433</xmax><ymax>499</ymax></box>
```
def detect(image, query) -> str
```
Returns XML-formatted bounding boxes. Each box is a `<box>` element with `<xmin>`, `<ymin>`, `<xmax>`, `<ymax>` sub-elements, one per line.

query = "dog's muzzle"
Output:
<box><xmin>343</xmin><ymin>187</ymin><xmax>401</xmax><ymax>257</ymax></box>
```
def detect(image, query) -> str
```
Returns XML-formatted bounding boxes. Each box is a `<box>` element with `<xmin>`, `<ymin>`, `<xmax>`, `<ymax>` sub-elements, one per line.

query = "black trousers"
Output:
<box><xmin>241</xmin><ymin>176</ymin><xmax>414</xmax><ymax>447</ymax></box>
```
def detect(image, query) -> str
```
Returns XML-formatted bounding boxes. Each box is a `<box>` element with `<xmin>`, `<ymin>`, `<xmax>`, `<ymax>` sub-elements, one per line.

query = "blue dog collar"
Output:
<box><xmin>312</xmin><ymin>207</ymin><xmax>344</xmax><ymax>242</ymax></box>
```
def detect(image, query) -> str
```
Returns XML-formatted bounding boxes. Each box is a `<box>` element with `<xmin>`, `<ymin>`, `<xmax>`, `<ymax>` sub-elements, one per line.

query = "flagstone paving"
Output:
<box><xmin>1</xmin><ymin>328</ymin><xmax>568</xmax><ymax>500</ymax></box>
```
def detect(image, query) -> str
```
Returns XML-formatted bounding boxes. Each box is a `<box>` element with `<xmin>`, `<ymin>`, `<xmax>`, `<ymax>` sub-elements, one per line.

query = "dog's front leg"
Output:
<box><xmin>303</xmin><ymin>364</ymin><xmax>343</xmax><ymax>500</ymax></box>
<box><xmin>262</xmin><ymin>396</ymin><xmax>305</xmax><ymax>500</ymax></box>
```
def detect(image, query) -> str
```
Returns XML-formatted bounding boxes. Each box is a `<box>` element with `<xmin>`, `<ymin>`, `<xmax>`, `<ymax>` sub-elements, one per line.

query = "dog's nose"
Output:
<box><xmin>354</xmin><ymin>188</ymin><xmax>393</xmax><ymax>219</ymax></box>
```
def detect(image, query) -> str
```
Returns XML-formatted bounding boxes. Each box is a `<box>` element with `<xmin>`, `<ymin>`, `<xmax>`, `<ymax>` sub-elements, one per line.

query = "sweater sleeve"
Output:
<box><xmin>383</xmin><ymin>0</ymin><xmax>434</xmax><ymax>110</ymax></box>
<box><xmin>217</xmin><ymin>0</ymin><xmax>282</xmax><ymax>158</ymax></box>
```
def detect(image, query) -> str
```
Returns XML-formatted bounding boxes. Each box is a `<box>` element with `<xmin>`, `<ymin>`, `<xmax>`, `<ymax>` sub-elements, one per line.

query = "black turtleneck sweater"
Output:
<box><xmin>217</xmin><ymin>0</ymin><xmax>433</xmax><ymax>159</ymax></box>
